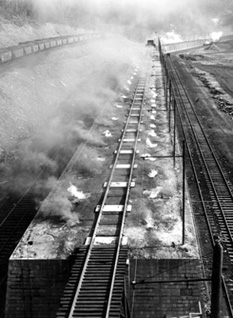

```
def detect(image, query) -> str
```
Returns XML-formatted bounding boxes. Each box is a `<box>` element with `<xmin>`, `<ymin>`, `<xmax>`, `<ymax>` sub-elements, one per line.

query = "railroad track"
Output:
<box><xmin>0</xmin><ymin>57</ymin><xmax>134</xmax><ymax>317</ymax></box>
<box><xmin>56</xmin><ymin>66</ymin><xmax>150</xmax><ymax>318</ymax></box>
<box><xmin>164</xmin><ymin>54</ymin><xmax>233</xmax><ymax>315</ymax></box>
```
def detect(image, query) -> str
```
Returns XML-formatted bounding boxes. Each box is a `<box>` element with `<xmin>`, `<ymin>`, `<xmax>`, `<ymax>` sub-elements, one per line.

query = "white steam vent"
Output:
<box><xmin>149</xmin><ymin>129</ymin><xmax>157</xmax><ymax>137</ymax></box>
<box><xmin>210</xmin><ymin>31</ymin><xmax>223</xmax><ymax>42</ymax></box>
<box><xmin>148</xmin><ymin>170</ymin><xmax>158</xmax><ymax>178</ymax></box>
<box><xmin>67</xmin><ymin>183</ymin><xmax>86</xmax><ymax>200</ymax></box>
<box><xmin>146</xmin><ymin>138</ymin><xmax>157</xmax><ymax>148</ymax></box>
<box><xmin>150</xmin><ymin>115</ymin><xmax>156</xmax><ymax>120</ymax></box>
<box><xmin>103</xmin><ymin>130</ymin><xmax>112</xmax><ymax>137</ymax></box>
<box><xmin>161</xmin><ymin>31</ymin><xmax>183</xmax><ymax>44</ymax></box>
<box><xmin>115</xmin><ymin>104</ymin><xmax>123</xmax><ymax>108</ymax></box>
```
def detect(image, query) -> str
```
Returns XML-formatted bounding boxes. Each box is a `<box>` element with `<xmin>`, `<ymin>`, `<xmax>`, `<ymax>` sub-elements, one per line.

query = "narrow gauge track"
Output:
<box><xmin>56</xmin><ymin>70</ymin><xmax>149</xmax><ymax>318</ymax></box>
<box><xmin>165</xmin><ymin>55</ymin><xmax>233</xmax><ymax>315</ymax></box>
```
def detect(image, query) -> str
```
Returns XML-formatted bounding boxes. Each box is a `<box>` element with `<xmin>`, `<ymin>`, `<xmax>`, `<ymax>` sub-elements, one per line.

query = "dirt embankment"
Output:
<box><xmin>175</xmin><ymin>40</ymin><xmax>233</xmax><ymax>181</ymax></box>
<box><xmin>179</xmin><ymin>40</ymin><xmax>233</xmax><ymax>114</ymax></box>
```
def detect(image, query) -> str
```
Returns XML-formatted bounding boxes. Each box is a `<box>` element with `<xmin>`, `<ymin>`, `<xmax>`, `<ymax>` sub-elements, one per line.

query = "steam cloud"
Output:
<box><xmin>0</xmin><ymin>35</ymin><xmax>140</xmax><ymax>222</ymax></box>
<box><xmin>3</xmin><ymin>0</ymin><xmax>233</xmax><ymax>40</ymax></box>
<box><xmin>26</xmin><ymin>0</ymin><xmax>233</xmax><ymax>39</ymax></box>
<box><xmin>1</xmin><ymin>0</ymin><xmax>232</xmax><ymax>223</ymax></box>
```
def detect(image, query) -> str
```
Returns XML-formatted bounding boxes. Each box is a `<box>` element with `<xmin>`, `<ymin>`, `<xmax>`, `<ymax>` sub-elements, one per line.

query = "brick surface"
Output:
<box><xmin>5</xmin><ymin>259</ymin><xmax>72</xmax><ymax>318</ymax></box>
<box><xmin>129</xmin><ymin>259</ymin><xmax>204</xmax><ymax>318</ymax></box>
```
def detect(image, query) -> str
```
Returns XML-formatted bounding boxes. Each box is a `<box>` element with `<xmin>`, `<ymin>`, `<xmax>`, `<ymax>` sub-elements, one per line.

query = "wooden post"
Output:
<box><xmin>164</xmin><ymin>67</ymin><xmax>168</xmax><ymax>110</ymax></box>
<box><xmin>211</xmin><ymin>240</ymin><xmax>223</xmax><ymax>318</ymax></box>
<box><xmin>168</xmin><ymin>81</ymin><xmax>171</xmax><ymax>132</ymax></box>
<box><xmin>182</xmin><ymin>139</ymin><xmax>186</xmax><ymax>245</ymax></box>
<box><xmin>173</xmin><ymin>99</ymin><xmax>176</xmax><ymax>167</ymax></box>
<box><xmin>165</xmin><ymin>80</ymin><xmax>167</xmax><ymax>110</ymax></box>
<box><xmin>168</xmin><ymin>95</ymin><xmax>171</xmax><ymax>133</ymax></box>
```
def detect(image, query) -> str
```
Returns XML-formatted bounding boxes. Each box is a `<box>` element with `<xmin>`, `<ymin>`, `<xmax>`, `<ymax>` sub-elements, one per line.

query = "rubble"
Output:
<box><xmin>192</xmin><ymin>68</ymin><xmax>233</xmax><ymax>116</ymax></box>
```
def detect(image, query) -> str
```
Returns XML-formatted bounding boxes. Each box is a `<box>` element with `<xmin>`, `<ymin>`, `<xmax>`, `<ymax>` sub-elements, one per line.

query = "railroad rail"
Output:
<box><xmin>159</xmin><ymin>41</ymin><xmax>233</xmax><ymax>315</ymax></box>
<box><xmin>56</xmin><ymin>62</ymin><xmax>151</xmax><ymax>318</ymax></box>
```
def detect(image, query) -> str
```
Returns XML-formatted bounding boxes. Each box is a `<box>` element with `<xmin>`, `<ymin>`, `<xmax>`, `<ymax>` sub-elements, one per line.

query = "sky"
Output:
<box><xmin>31</xmin><ymin>0</ymin><xmax>233</xmax><ymax>39</ymax></box>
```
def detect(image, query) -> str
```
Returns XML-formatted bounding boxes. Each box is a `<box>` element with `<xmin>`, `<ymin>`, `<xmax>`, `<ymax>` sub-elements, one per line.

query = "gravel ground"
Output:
<box><xmin>177</xmin><ymin>40</ymin><xmax>233</xmax><ymax>185</ymax></box>
<box><xmin>123</xmin><ymin>53</ymin><xmax>199</xmax><ymax>259</ymax></box>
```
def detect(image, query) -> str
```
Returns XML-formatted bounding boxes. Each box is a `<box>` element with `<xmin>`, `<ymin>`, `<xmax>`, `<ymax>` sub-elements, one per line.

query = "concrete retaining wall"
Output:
<box><xmin>163</xmin><ymin>39</ymin><xmax>208</xmax><ymax>53</ymax></box>
<box><xmin>0</xmin><ymin>33</ymin><xmax>103</xmax><ymax>64</ymax></box>
<box><xmin>129</xmin><ymin>259</ymin><xmax>206</xmax><ymax>317</ymax></box>
<box><xmin>5</xmin><ymin>259</ymin><xmax>72</xmax><ymax>318</ymax></box>
<box><xmin>162</xmin><ymin>35</ymin><xmax>233</xmax><ymax>53</ymax></box>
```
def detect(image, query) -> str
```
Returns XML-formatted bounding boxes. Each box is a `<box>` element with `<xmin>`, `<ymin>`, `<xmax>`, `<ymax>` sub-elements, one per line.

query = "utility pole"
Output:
<box><xmin>173</xmin><ymin>99</ymin><xmax>176</xmax><ymax>167</ymax></box>
<box><xmin>182</xmin><ymin>140</ymin><xmax>186</xmax><ymax>245</ymax></box>
<box><xmin>211</xmin><ymin>239</ymin><xmax>223</xmax><ymax>318</ymax></box>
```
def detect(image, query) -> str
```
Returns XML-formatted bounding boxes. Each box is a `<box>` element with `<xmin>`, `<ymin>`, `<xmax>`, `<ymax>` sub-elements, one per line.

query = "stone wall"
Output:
<box><xmin>129</xmin><ymin>259</ymin><xmax>205</xmax><ymax>317</ymax></box>
<box><xmin>5</xmin><ymin>259</ymin><xmax>72</xmax><ymax>318</ymax></box>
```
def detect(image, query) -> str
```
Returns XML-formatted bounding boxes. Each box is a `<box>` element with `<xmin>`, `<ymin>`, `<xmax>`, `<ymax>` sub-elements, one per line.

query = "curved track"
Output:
<box><xmin>164</xmin><ymin>53</ymin><xmax>233</xmax><ymax>315</ymax></box>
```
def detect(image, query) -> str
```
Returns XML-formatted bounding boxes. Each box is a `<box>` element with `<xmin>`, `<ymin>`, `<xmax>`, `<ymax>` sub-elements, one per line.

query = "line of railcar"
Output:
<box><xmin>0</xmin><ymin>33</ymin><xmax>103</xmax><ymax>64</ymax></box>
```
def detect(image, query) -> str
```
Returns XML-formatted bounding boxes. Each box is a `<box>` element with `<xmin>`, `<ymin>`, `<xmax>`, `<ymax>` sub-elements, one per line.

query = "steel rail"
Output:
<box><xmin>165</xmin><ymin>55</ymin><xmax>233</xmax><ymax>316</ymax></box>
<box><xmin>174</xmin><ymin>102</ymin><xmax>215</xmax><ymax>246</ymax></box>
<box><xmin>67</xmin><ymin>76</ymin><xmax>147</xmax><ymax>318</ymax></box>
<box><xmin>167</xmin><ymin>58</ymin><xmax>233</xmax><ymax>244</ymax></box>
<box><xmin>169</xmin><ymin>57</ymin><xmax>233</xmax><ymax>200</ymax></box>
<box><xmin>105</xmin><ymin>78</ymin><xmax>147</xmax><ymax>318</ymax></box>
<box><xmin>168</xmin><ymin>57</ymin><xmax>233</xmax><ymax>246</ymax></box>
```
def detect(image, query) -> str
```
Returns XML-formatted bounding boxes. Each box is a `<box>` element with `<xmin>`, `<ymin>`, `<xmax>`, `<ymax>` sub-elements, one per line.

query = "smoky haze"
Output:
<box><xmin>0</xmin><ymin>35</ymin><xmax>142</xmax><ymax>221</ymax></box>
<box><xmin>27</xmin><ymin>0</ymin><xmax>233</xmax><ymax>39</ymax></box>
<box><xmin>0</xmin><ymin>0</ymin><xmax>232</xmax><ymax>223</ymax></box>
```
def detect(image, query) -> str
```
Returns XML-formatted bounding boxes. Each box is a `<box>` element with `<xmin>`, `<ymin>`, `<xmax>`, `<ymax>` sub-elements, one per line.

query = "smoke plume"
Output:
<box><xmin>30</xmin><ymin>0</ymin><xmax>233</xmax><ymax>38</ymax></box>
<box><xmin>0</xmin><ymin>35</ymin><xmax>140</xmax><ymax>222</ymax></box>
<box><xmin>3</xmin><ymin>0</ymin><xmax>233</xmax><ymax>39</ymax></box>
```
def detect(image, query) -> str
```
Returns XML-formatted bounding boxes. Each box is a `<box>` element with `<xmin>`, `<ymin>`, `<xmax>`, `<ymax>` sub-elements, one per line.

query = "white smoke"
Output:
<box><xmin>67</xmin><ymin>183</ymin><xmax>87</xmax><ymax>200</ymax></box>
<box><xmin>210</xmin><ymin>31</ymin><xmax>223</xmax><ymax>42</ymax></box>
<box><xmin>161</xmin><ymin>30</ymin><xmax>183</xmax><ymax>44</ymax></box>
